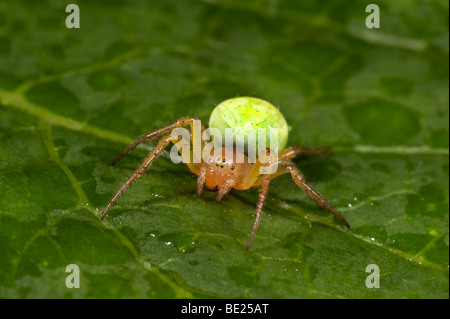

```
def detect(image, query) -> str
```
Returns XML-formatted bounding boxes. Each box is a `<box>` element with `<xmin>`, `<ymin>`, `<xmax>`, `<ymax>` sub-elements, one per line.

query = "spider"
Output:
<box><xmin>101</xmin><ymin>97</ymin><xmax>350</xmax><ymax>250</ymax></box>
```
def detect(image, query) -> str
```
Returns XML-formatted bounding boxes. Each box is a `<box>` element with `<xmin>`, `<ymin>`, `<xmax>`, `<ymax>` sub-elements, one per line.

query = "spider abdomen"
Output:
<box><xmin>209</xmin><ymin>97</ymin><xmax>289</xmax><ymax>153</ymax></box>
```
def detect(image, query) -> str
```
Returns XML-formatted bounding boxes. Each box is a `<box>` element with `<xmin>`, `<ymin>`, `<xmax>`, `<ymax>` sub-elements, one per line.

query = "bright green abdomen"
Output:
<box><xmin>209</xmin><ymin>97</ymin><xmax>289</xmax><ymax>153</ymax></box>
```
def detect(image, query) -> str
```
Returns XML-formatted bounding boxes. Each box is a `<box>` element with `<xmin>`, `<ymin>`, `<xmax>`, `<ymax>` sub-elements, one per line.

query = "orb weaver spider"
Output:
<box><xmin>101</xmin><ymin>97</ymin><xmax>350</xmax><ymax>250</ymax></box>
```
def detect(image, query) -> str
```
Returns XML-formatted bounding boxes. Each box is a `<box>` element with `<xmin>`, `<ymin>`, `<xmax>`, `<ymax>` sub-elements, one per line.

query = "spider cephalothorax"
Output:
<box><xmin>101</xmin><ymin>97</ymin><xmax>350</xmax><ymax>250</ymax></box>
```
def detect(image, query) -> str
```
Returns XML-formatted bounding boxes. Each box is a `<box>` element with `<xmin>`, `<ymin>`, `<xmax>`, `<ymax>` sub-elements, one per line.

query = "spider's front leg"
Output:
<box><xmin>246</xmin><ymin>173</ymin><xmax>271</xmax><ymax>250</ymax></box>
<box><xmin>101</xmin><ymin>117</ymin><xmax>206</xmax><ymax>220</ymax></box>
<box><xmin>244</xmin><ymin>148</ymin><xmax>278</xmax><ymax>250</ymax></box>
<box><xmin>111</xmin><ymin>116</ymin><xmax>206</xmax><ymax>166</ymax></box>
<box><xmin>101</xmin><ymin>134</ymin><xmax>173</xmax><ymax>220</ymax></box>
<box><xmin>196</xmin><ymin>163</ymin><xmax>206</xmax><ymax>197</ymax></box>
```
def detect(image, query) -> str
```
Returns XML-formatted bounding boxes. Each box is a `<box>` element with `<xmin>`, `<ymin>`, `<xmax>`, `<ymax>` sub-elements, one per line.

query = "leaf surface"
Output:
<box><xmin>0</xmin><ymin>0</ymin><xmax>448</xmax><ymax>298</ymax></box>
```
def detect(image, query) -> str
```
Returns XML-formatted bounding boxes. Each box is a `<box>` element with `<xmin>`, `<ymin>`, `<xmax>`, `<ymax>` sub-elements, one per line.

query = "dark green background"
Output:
<box><xmin>0</xmin><ymin>0</ymin><xmax>448</xmax><ymax>298</ymax></box>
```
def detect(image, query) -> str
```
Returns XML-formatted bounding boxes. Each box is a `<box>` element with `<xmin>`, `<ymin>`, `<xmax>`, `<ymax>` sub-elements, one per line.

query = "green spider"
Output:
<box><xmin>101</xmin><ymin>97</ymin><xmax>350</xmax><ymax>250</ymax></box>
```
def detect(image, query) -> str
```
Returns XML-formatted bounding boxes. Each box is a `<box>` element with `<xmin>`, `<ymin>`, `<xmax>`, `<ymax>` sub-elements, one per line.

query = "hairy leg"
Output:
<box><xmin>101</xmin><ymin>135</ymin><xmax>174</xmax><ymax>220</ymax></box>
<box><xmin>283</xmin><ymin>161</ymin><xmax>350</xmax><ymax>229</ymax></box>
<box><xmin>197</xmin><ymin>163</ymin><xmax>206</xmax><ymax>197</ymax></box>
<box><xmin>216</xmin><ymin>179</ymin><xmax>235</xmax><ymax>202</ymax></box>
<box><xmin>246</xmin><ymin>173</ymin><xmax>271</xmax><ymax>250</ymax></box>
<box><xmin>111</xmin><ymin>117</ymin><xmax>205</xmax><ymax>166</ymax></box>
<box><xmin>102</xmin><ymin>116</ymin><xmax>207</xmax><ymax>220</ymax></box>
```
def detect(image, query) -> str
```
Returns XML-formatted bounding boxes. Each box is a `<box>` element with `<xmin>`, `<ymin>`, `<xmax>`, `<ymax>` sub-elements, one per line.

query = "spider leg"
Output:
<box><xmin>101</xmin><ymin>134</ymin><xmax>173</xmax><ymax>220</ymax></box>
<box><xmin>279</xmin><ymin>146</ymin><xmax>330</xmax><ymax>161</ymax></box>
<box><xmin>111</xmin><ymin>117</ymin><xmax>205</xmax><ymax>166</ymax></box>
<box><xmin>283</xmin><ymin>161</ymin><xmax>350</xmax><ymax>229</ymax></box>
<box><xmin>246</xmin><ymin>173</ymin><xmax>271</xmax><ymax>250</ymax></box>
<box><xmin>216</xmin><ymin>179</ymin><xmax>235</xmax><ymax>201</ymax></box>
<box><xmin>197</xmin><ymin>163</ymin><xmax>206</xmax><ymax>197</ymax></box>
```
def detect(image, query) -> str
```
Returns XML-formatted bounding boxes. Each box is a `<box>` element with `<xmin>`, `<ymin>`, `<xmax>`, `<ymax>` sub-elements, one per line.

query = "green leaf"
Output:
<box><xmin>0</xmin><ymin>0</ymin><xmax>448</xmax><ymax>298</ymax></box>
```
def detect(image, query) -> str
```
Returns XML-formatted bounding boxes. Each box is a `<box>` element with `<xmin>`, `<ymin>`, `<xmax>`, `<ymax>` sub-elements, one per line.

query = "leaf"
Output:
<box><xmin>0</xmin><ymin>0</ymin><xmax>448</xmax><ymax>298</ymax></box>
